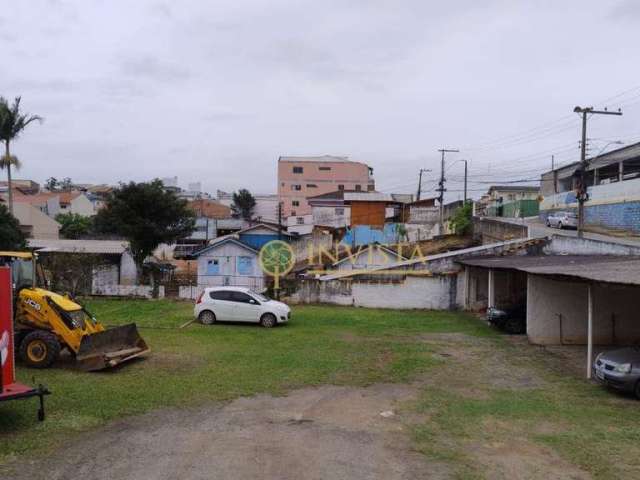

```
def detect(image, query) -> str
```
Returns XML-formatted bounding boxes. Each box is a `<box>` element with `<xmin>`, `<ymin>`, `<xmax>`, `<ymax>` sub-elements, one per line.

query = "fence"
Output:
<box><xmin>179</xmin><ymin>275</ymin><xmax>266</xmax><ymax>300</ymax></box>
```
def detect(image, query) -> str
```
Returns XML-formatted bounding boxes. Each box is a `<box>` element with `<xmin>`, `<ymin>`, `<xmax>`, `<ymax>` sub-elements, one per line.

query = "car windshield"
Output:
<box><xmin>250</xmin><ymin>291</ymin><xmax>271</xmax><ymax>302</ymax></box>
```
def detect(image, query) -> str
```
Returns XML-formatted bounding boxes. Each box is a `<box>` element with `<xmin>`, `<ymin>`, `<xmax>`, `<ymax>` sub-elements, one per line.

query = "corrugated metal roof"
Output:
<box><xmin>457</xmin><ymin>255</ymin><xmax>640</xmax><ymax>286</ymax></box>
<box><xmin>28</xmin><ymin>239</ymin><xmax>129</xmax><ymax>254</ymax></box>
<box><xmin>319</xmin><ymin>238</ymin><xmax>544</xmax><ymax>281</ymax></box>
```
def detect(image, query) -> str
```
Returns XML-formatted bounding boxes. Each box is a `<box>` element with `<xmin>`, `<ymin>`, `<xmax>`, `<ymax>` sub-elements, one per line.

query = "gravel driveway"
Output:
<box><xmin>9</xmin><ymin>384</ymin><xmax>449</xmax><ymax>480</ymax></box>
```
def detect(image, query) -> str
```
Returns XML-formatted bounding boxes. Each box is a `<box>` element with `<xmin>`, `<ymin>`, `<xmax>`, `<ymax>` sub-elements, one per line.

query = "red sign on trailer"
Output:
<box><xmin>1</xmin><ymin>266</ymin><xmax>15</xmax><ymax>385</ymax></box>
<box><xmin>0</xmin><ymin>266</ymin><xmax>50</xmax><ymax>420</ymax></box>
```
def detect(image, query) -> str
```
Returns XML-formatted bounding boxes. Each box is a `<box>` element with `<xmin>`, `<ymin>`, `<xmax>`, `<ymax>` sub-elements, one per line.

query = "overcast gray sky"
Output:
<box><xmin>2</xmin><ymin>0</ymin><xmax>640</xmax><ymax>201</ymax></box>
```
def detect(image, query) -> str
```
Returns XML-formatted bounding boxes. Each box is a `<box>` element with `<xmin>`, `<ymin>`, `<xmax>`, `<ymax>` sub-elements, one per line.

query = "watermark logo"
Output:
<box><xmin>258</xmin><ymin>240</ymin><xmax>295</xmax><ymax>289</ymax></box>
<box><xmin>259</xmin><ymin>240</ymin><xmax>434</xmax><ymax>288</ymax></box>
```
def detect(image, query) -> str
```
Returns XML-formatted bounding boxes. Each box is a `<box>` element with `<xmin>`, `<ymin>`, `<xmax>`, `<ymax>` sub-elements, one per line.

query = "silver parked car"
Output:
<box><xmin>594</xmin><ymin>348</ymin><xmax>640</xmax><ymax>398</ymax></box>
<box><xmin>546</xmin><ymin>211</ymin><xmax>577</xmax><ymax>229</ymax></box>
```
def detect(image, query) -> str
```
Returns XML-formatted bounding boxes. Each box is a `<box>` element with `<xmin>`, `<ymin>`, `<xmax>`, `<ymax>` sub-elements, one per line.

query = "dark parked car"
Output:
<box><xmin>593</xmin><ymin>348</ymin><xmax>640</xmax><ymax>398</ymax></box>
<box><xmin>486</xmin><ymin>305</ymin><xmax>526</xmax><ymax>334</ymax></box>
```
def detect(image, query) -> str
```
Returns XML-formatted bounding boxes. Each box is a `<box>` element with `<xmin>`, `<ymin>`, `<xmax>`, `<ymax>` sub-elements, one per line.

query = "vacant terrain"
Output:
<box><xmin>1</xmin><ymin>300</ymin><xmax>639</xmax><ymax>479</ymax></box>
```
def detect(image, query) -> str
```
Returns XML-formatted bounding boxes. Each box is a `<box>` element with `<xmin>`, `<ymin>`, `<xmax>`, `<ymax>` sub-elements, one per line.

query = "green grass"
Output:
<box><xmin>4</xmin><ymin>300</ymin><xmax>640</xmax><ymax>478</ymax></box>
<box><xmin>411</xmin><ymin>339</ymin><xmax>640</xmax><ymax>479</ymax></box>
<box><xmin>0</xmin><ymin>301</ymin><xmax>486</xmax><ymax>465</ymax></box>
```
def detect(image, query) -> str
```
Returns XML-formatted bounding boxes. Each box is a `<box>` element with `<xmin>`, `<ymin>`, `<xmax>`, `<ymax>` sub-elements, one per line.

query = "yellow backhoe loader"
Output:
<box><xmin>0</xmin><ymin>251</ymin><xmax>149</xmax><ymax>371</ymax></box>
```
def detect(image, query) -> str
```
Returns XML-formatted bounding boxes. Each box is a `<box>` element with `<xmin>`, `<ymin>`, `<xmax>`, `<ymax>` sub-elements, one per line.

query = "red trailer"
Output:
<box><xmin>0</xmin><ymin>266</ymin><xmax>50</xmax><ymax>420</ymax></box>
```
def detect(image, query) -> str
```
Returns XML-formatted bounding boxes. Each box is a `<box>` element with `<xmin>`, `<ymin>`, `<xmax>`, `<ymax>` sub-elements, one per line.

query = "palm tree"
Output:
<box><xmin>0</xmin><ymin>97</ymin><xmax>42</xmax><ymax>214</ymax></box>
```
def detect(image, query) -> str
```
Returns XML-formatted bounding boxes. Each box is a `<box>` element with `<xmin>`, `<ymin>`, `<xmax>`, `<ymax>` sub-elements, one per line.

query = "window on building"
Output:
<box><xmin>335</xmin><ymin>208</ymin><xmax>344</xmax><ymax>215</ymax></box>
<box><xmin>338</xmin><ymin>184</ymin><xmax>344</xmax><ymax>190</ymax></box>
<box><xmin>306</xmin><ymin>184</ymin><xmax>317</xmax><ymax>188</ymax></box>
<box><xmin>291</xmin><ymin>184</ymin><xmax>302</xmax><ymax>191</ymax></box>
<box><xmin>296</xmin><ymin>217</ymin><xmax>305</xmax><ymax>225</ymax></box>
<box><xmin>355</xmin><ymin>185</ymin><xmax>362</xmax><ymax>191</ymax></box>
<box><xmin>206</xmin><ymin>258</ymin><xmax>220</xmax><ymax>275</ymax></box>
<box><xmin>291</xmin><ymin>210</ymin><xmax>296</xmax><ymax>216</ymax></box>
<box><xmin>292</xmin><ymin>200</ymin><xmax>300</xmax><ymax>207</ymax></box>
<box><xmin>367</xmin><ymin>184</ymin><xmax>375</xmax><ymax>191</ymax></box>
<box><xmin>598</xmin><ymin>163</ymin><xmax>620</xmax><ymax>185</ymax></box>
<box><xmin>319</xmin><ymin>166</ymin><xmax>331</xmax><ymax>171</ymax></box>
<box><xmin>293</xmin><ymin>166</ymin><xmax>304</xmax><ymax>174</ymax></box>
<box><xmin>623</xmin><ymin>158</ymin><xmax>640</xmax><ymax>181</ymax></box>
<box><xmin>237</xmin><ymin>256</ymin><xmax>253</xmax><ymax>275</ymax></box>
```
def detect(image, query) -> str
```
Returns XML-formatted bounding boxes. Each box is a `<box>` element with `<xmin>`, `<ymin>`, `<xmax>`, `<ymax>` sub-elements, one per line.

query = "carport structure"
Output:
<box><xmin>458</xmin><ymin>255</ymin><xmax>640</xmax><ymax>378</ymax></box>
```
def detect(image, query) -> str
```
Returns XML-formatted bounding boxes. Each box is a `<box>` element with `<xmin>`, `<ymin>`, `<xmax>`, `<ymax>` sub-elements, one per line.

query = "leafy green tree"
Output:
<box><xmin>231</xmin><ymin>189</ymin><xmax>257</xmax><ymax>221</ymax></box>
<box><xmin>0</xmin><ymin>97</ymin><xmax>42</xmax><ymax>214</ymax></box>
<box><xmin>45</xmin><ymin>177</ymin><xmax>59</xmax><ymax>191</ymax></box>
<box><xmin>55</xmin><ymin>212</ymin><xmax>93</xmax><ymax>239</ymax></box>
<box><xmin>95</xmin><ymin>180</ymin><xmax>195</xmax><ymax>293</ymax></box>
<box><xmin>0</xmin><ymin>203</ymin><xmax>27</xmax><ymax>250</ymax></box>
<box><xmin>449</xmin><ymin>201</ymin><xmax>473</xmax><ymax>236</ymax></box>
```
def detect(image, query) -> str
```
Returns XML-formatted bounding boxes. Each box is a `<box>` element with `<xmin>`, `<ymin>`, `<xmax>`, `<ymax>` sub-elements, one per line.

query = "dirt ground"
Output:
<box><xmin>9</xmin><ymin>383</ymin><xmax>449</xmax><ymax>480</ymax></box>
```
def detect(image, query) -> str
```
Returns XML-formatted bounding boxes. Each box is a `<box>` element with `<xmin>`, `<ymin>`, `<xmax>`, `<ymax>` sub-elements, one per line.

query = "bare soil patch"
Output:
<box><xmin>8</xmin><ymin>384</ymin><xmax>450</xmax><ymax>480</ymax></box>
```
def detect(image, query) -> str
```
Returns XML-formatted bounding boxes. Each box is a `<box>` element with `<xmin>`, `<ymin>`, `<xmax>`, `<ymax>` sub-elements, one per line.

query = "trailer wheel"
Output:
<box><xmin>19</xmin><ymin>331</ymin><xmax>61</xmax><ymax>368</ymax></box>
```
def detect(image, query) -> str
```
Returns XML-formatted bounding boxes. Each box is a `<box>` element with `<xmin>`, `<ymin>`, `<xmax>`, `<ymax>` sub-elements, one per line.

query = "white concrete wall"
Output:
<box><xmin>290</xmin><ymin>275</ymin><xmax>454</xmax><ymax>309</ymax></box>
<box><xmin>312</xmin><ymin>205</ymin><xmax>350</xmax><ymax>228</ymax></box>
<box><xmin>545</xmin><ymin>235</ymin><xmax>640</xmax><ymax>256</ymax></box>
<box><xmin>179</xmin><ymin>285</ymin><xmax>203</xmax><ymax>300</ymax></box>
<box><xmin>527</xmin><ymin>274</ymin><xmax>640</xmax><ymax>345</ymax></box>
<box><xmin>69</xmin><ymin>194</ymin><xmax>95</xmax><ymax>216</ymax></box>
<box><xmin>120</xmin><ymin>252</ymin><xmax>138</xmax><ymax>285</ymax></box>
<box><xmin>13</xmin><ymin>202</ymin><xmax>61</xmax><ymax>239</ymax></box>
<box><xmin>92</xmin><ymin>264</ymin><xmax>119</xmax><ymax>292</ymax></box>
<box><xmin>92</xmin><ymin>284</ymin><xmax>165</xmax><ymax>298</ymax></box>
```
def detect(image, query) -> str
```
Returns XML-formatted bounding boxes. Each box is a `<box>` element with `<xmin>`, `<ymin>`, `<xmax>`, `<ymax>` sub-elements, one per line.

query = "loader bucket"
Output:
<box><xmin>76</xmin><ymin>323</ymin><xmax>150</xmax><ymax>371</ymax></box>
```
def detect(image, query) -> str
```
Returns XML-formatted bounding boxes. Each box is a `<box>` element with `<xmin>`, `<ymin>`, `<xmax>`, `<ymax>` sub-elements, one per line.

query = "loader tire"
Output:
<box><xmin>19</xmin><ymin>330</ymin><xmax>61</xmax><ymax>368</ymax></box>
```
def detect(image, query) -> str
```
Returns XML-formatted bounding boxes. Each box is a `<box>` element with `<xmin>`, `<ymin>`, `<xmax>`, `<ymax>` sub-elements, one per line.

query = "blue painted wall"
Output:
<box><xmin>540</xmin><ymin>201</ymin><xmax>640</xmax><ymax>233</ymax></box>
<box><xmin>238</xmin><ymin>233</ymin><xmax>283</xmax><ymax>249</ymax></box>
<box><xmin>341</xmin><ymin>224</ymin><xmax>401</xmax><ymax>246</ymax></box>
<box><xmin>585</xmin><ymin>201</ymin><xmax>640</xmax><ymax>233</ymax></box>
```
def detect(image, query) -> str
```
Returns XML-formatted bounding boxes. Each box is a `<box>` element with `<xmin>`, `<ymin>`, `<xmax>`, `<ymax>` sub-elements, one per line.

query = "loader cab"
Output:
<box><xmin>0</xmin><ymin>252</ymin><xmax>38</xmax><ymax>294</ymax></box>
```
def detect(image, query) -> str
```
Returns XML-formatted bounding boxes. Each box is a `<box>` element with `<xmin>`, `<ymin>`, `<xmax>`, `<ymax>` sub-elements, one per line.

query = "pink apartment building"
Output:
<box><xmin>278</xmin><ymin>155</ymin><xmax>375</xmax><ymax>218</ymax></box>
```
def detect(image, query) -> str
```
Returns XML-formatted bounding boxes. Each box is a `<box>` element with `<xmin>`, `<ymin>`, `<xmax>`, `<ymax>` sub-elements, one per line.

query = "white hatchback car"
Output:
<box><xmin>194</xmin><ymin>287</ymin><xmax>291</xmax><ymax>328</ymax></box>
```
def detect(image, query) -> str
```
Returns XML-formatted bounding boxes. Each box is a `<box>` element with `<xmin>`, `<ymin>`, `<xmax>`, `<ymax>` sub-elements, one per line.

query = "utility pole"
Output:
<box><xmin>462</xmin><ymin>160</ymin><xmax>468</xmax><ymax>204</ymax></box>
<box><xmin>573</xmin><ymin>106</ymin><xmax>622</xmax><ymax>238</ymax></box>
<box><xmin>277</xmin><ymin>201</ymin><xmax>283</xmax><ymax>241</ymax></box>
<box><xmin>436</xmin><ymin>148</ymin><xmax>459</xmax><ymax>234</ymax></box>
<box><xmin>416</xmin><ymin>168</ymin><xmax>432</xmax><ymax>201</ymax></box>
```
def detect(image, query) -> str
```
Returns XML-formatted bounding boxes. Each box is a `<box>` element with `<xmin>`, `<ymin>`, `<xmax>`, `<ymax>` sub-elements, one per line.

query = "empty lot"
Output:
<box><xmin>1</xmin><ymin>300</ymin><xmax>639</xmax><ymax>479</ymax></box>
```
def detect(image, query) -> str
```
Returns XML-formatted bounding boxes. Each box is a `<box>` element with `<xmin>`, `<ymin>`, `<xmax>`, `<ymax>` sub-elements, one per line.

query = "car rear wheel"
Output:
<box><xmin>19</xmin><ymin>330</ymin><xmax>61</xmax><ymax>368</ymax></box>
<box><xmin>198</xmin><ymin>310</ymin><xmax>216</xmax><ymax>325</ymax></box>
<box><xmin>558</xmin><ymin>221</ymin><xmax>563</xmax><ymax>229</ymax></box>
<box><xmin>260</xmin><ymin>313</ymin><xmax>277</xmax><ymax>328</ymax></box>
